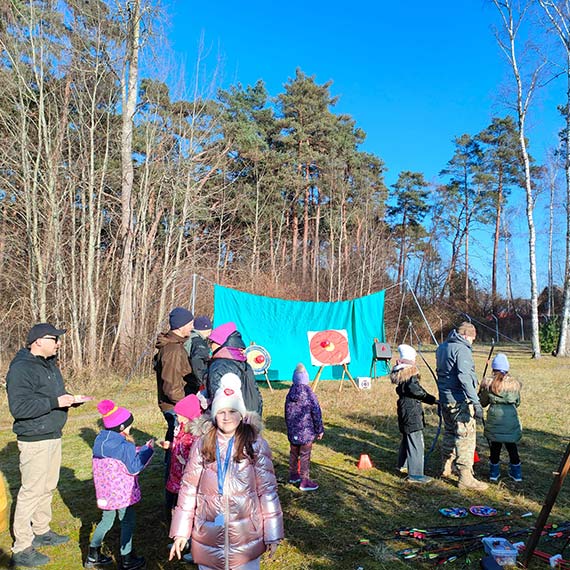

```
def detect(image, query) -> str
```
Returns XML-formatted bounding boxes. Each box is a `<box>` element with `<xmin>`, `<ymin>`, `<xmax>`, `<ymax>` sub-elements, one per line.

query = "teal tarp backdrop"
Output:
<box><xmin>213</xmin><ymin>285</ymin><xmax>388</xmax><ymax>380</ymax></box>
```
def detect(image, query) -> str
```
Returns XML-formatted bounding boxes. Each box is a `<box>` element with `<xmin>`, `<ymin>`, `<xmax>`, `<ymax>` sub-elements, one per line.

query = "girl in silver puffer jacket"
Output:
<box><xmin>169</xmin><ymin>374</ymin><xmax>283</xmax><ymax>570</ymax></box>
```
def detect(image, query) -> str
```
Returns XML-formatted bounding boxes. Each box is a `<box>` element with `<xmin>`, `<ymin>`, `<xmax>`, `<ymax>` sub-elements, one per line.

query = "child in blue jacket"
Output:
<box><xmin>85</xmin><ymin>400</ymin><xmax>154</xmax><ymax>570</ymax></box>
<box><xmin>285</xmin><ymin>363</ymin><xmax>324</xmax><ymax>492</ymax></box>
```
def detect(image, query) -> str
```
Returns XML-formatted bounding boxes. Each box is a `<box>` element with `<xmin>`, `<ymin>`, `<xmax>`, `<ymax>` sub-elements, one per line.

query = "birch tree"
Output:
<box><xmin>491</xmin><ymin>0</ymin><xmax>546</xmax><ymax>357</ymax></box>
<box><xmin>536</xmin><ymin>0</ymin><xmax>570</xmax><ymax>355</ymax></box>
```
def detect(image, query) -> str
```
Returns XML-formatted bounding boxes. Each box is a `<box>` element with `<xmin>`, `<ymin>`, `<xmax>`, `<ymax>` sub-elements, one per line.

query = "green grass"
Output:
<box><xmin>1</xmin><ymin>344</ymin><xmax>569</xmax><ymax>569</ymax></box>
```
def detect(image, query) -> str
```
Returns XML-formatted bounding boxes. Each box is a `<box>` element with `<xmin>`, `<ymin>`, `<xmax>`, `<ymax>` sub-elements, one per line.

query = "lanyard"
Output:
<box><xmin>216</xmin><ymin>436</ymin><xmax>234</xmax><ymax>496</ymax></box>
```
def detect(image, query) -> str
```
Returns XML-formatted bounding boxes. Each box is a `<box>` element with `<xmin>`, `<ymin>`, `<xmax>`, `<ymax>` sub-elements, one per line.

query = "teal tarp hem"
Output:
<box><xmin>213</xmin><ymin>285</ymin><xmax>388</xmax><ymax>380</ymax></box>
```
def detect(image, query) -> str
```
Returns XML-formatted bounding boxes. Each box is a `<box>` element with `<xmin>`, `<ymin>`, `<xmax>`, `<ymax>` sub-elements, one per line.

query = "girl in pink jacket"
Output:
<box><xmin>169</xmin><ymin>374</ymin><xmax>283</xmax><ymax>570</ymax></box>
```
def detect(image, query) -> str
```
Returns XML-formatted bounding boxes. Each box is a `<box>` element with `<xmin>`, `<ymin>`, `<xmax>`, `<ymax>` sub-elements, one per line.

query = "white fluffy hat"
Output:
<box><xmin>392</xmin><ymin>344</ymin><xmax>417</xmax><ymax>371</ymax></box>
<box><xmin>211</xmin><ymin>373</ymin><xmax>247</xmax><ymax>419</ymax></box>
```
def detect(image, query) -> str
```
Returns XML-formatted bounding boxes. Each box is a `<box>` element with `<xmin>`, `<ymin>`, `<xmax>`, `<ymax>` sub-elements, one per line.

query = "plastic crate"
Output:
<box><xmin>481</xmin><ymin>537</ymin><xmax>518</xmax><ymax>566</ymax></box>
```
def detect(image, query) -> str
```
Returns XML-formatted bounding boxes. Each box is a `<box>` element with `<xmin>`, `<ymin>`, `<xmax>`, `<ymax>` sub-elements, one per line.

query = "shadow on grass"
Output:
<box><xmin>265</xmin><ymin>411</ymin><xmax>570</xmax><ymax>569</ymax></box>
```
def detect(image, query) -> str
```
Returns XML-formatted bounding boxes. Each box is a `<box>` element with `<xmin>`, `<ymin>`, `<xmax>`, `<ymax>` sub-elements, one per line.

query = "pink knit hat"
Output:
<box><xmin>209</xmin><ymin>322</ymin><xmax>237</xmax><ymax>345</ymax></box>
<box><xmin>173</xmin><ymin>394</ymin><xmax>202</xmax><ymax>421</ymax></box>
<box><xmin>97</xmin><ymin>399</ymin><xmax>133</xmax><ymax>431</ymax></box>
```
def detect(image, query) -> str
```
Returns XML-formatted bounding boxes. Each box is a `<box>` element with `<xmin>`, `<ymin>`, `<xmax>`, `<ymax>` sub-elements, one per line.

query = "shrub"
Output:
<box><xmin>539</xmin><ymin>316</ymin><xmax>560</xmax><ymax>354</ymax></box>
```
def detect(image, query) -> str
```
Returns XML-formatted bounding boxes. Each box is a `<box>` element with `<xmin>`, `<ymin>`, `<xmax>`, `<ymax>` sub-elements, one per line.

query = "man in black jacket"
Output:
<box><xmin>6</xmin><ymin>323</ymin><xmax>76</xmax><ymax>568</ymax></box>
<box><xmin>183</xmin><ymin>315</ymin><xmax>212</xmax><ymax>395</ymax></box>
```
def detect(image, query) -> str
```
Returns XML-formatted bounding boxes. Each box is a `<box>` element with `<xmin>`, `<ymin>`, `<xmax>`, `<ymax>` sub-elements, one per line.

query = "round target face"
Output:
<box><xmin>245</xmin><ymin>344</ymin><xmax>271</xmax><ymax>374</ymax></box>
<box><xmin>308</xmin><ymin>329</ymin><xmax>350</xmax><ymax>366</ymax></box>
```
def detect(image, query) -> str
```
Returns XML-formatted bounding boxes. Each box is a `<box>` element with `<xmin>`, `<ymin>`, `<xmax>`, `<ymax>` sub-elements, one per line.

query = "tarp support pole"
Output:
<box><xmin>405</xmin><ymin>280</ymin><xmax>439</xmax><ymax>346</ymax></box>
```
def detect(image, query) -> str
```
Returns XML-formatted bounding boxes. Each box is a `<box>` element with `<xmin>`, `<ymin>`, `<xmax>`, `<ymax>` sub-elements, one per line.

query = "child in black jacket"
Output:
<box><xmin>391</xmin><ymin>344</ymin><xmax>437</xmax><ymax>484</ymax></box>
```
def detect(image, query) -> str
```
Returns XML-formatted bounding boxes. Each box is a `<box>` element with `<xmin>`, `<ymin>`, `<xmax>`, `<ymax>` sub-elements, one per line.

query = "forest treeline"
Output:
<box><xmin>2</xmin><ymin>0</ymin><xmax>570</xmax><ymax>371</ymax></box>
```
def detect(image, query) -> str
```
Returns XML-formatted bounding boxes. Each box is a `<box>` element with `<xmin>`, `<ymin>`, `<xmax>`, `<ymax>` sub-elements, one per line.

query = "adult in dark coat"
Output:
<box><xmin>183</xmin><ymin>315</ymin><xmax>213</xmax><ymax>394</ymax></box>
<box><xmin>391</xmin><ymin>344</ymin><xmax>436</xmax><ymax>484</ymax></box>
<box><xmin>206</xmin><ymin>322</ymin><xmax>263</xmax><ymax>416</ymax></box>
<box><xmin>6</xmin><ymin>323</ymin><xmax>76</xmax><ymax>568</ymax></box>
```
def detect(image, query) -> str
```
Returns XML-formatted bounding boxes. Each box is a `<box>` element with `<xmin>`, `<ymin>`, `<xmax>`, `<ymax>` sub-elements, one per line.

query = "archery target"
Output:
<box><xmin>307</xmin><ymin>329</ymin><xmax>350</xmax><ymax>366</ymax></box>
<box><xmin>245</xmin><ymin>344</ymin><xmax>271</xmax><ymax>374</ymax></box>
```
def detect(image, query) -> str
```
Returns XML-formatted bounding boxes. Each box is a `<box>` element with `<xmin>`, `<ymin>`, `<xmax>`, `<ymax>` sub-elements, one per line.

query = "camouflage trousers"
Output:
<box><xmin>440</xmin><ymin>402</ymin><xmax>476</xmax><ymax>471</ymax></box>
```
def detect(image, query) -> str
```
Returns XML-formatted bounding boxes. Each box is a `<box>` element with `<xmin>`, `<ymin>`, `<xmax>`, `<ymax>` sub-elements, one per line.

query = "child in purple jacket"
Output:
<box><xmin>85</xmin><ymin>400</ymin><xmax>154</xmax><ymax>570</ymax></box>
<box><xmin>285</xmin><ymin>363</ymin><xmax>324</xmax><ymax>491</ymax></box>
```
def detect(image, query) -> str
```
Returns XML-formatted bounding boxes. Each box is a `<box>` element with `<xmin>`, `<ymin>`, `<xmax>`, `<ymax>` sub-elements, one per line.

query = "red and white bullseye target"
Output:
<box><xmin>307</xmin><ymin>329</ymin><xmax>350</xmax><ymax>366</ymax></box>
<box><xmin>245</xmin><ymin>344</ymin><xmax>271</xmax><ymax>374</ymax></box>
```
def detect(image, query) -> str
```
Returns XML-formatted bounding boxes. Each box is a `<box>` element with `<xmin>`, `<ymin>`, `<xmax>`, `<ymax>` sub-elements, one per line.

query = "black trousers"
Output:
<box><xmin>489</xmin><ymin>441</ymin><xmax>520</xmax><ymax>464</ymax></box>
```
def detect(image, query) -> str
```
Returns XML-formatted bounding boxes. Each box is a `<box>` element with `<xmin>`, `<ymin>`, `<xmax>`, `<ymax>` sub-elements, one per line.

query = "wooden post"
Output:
<box><xmin>311</xmin><ymin>366</ymin><xmax>325</xmax><ymax>392</ymax></box>
<box><xmin>522</xmin><ymin>440</ymin><xmax>570</xmax><ymax>568</ymax></box>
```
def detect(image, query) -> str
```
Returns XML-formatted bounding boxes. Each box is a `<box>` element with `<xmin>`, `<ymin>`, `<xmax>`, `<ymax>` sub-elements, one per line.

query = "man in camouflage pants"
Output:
<box><xmin>435</xmin><ymin>322</ymin><xmax>487</xmax><ymax>491</ymax></box>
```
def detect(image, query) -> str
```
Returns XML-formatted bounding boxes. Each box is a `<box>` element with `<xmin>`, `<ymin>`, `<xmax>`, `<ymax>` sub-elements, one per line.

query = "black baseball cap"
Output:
<box><xmin>26</xmin><ymin>323</ymin><xmax>67</xmax><ymax>346</ymax></box>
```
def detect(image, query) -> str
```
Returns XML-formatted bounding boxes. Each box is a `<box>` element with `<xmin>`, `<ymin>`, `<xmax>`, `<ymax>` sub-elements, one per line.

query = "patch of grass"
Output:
<box><xmin>0</xmin><ymin>344</ymin><xmax>569</xmax><ymax>569</ymax></box>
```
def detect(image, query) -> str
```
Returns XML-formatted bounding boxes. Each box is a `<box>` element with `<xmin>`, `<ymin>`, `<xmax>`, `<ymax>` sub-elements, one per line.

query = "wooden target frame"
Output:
<box><xmin>307</xmin><ymin>329</ymin><xmax>359</xmax><ymax>392</ymax></box>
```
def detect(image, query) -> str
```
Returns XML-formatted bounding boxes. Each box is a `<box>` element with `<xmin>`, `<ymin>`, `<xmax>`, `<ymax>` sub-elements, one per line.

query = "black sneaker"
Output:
<box><xmin>12</xmin><ymin>546</ymin><xmax>50</xmax><ymax>567</ymax></box>
<box><xmin>32</xmin><ymin>530</ymin><xmax>70</xmax><ymax>547</ymax></box>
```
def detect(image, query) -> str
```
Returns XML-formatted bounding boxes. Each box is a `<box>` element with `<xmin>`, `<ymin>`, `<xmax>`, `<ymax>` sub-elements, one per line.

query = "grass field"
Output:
<box><xmin>1</xmin><ymin>344</ymin><xmax>569</xmax><ymax>569</ymax></box>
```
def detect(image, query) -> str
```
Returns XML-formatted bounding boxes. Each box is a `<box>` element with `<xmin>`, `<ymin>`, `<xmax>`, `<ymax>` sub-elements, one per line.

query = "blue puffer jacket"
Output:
<box><xmin>284</xmin><ymin>384</ymin><xmax>324</xmax><ymax>445</ymax></box>
<box><xmin>435</xmin><ymin>330</ymin><xmax>480</xmax><ymax>406</ymax></box>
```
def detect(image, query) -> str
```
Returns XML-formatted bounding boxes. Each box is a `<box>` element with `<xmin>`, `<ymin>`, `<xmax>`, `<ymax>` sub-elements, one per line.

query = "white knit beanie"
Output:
<box><xmin>211</xmin><ymin>373</ymin><xmax>247</xmax><ymax>419</ymax></box>
<box><xmin>392</xmin><ymin>344</ymin><xmax>417</xmax><ymax>371</ymax></box>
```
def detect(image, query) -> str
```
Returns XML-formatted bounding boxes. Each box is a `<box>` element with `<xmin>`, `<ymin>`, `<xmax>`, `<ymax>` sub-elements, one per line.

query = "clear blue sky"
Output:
<box><xmin>162</xmin><ymin>0</ymin><xmax>566</xmax><ymax>298</ymax></box>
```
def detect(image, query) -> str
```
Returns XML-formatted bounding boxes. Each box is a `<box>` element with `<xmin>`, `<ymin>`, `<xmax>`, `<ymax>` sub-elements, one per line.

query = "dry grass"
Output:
<box><xmin>0</xmin><ymin>343</ymin><xmax>569</xmax><ymax>569</ymax></box>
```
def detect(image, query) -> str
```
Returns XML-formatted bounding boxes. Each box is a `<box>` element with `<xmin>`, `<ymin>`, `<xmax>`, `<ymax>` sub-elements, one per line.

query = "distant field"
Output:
<box><xmin>1</xmin><ymin>344</ymin><xmax>569</xmax><ymax>569</ymax></box>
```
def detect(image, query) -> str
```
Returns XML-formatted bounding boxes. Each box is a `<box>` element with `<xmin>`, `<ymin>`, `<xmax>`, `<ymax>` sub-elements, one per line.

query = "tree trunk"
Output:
<box><xmin>114</xmin><ymin>0</ymin><xmax>141</xmax><ymax>366</ymax></box>
<box><xmin>492</xmin><ymin>169</ymin><xmax>504</xmax><ymax>313</ymax></box>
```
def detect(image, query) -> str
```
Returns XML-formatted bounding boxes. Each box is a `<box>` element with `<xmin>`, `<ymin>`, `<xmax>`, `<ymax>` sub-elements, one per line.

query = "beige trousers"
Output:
<box><xmin>12</xmin><ymin>438</ymin><xmax>62</xmax><ymax>553</ymax></box>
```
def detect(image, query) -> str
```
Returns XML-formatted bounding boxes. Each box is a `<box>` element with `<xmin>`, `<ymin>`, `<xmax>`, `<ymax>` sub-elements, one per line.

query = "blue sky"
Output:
<box><xmin>161</xmin><ymin>0</ymin><xmax>566</xmax><ymax>298</ymax></box>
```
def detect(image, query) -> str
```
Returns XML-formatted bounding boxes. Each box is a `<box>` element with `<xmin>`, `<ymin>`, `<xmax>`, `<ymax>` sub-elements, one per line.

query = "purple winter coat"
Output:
<box><xmin>92</xmin><ymin>430</ymin><xmax>154</xmax><ymax>510</ymax></box>
<box><xmin>284</xmin><ymin>384</ymin><xmax>324</xmax><ymax>445</ymax></box>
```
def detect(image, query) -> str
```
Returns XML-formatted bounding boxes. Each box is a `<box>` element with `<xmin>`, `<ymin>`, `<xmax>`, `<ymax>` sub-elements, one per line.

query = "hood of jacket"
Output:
<box><xmin>285</xmin><ymin>382</ymin><xmax>307</xmax><ymax>402</ymax></box>
<box><xmin>445</xmin><ymin>329</ymin><xmax>472</xmax><ymax>350</ymax></box>
<box><xmin>155</xmin><ymin>330</ymin><xmax>187</xmax><ymax>349</ymax></box>
<box><xmin>223</xmin><ymin>331</ymin><xmax>246</xmax><ymax>350</ymax></box>
<box><xmin>390</xmin><ymin>364</ymin><xmax>420</xmax><ymax>385</ymax></box>
<box><xmin>211</xmin><ymin>345</ymin><xmax>246</xmax><ymax>362</ymax></box>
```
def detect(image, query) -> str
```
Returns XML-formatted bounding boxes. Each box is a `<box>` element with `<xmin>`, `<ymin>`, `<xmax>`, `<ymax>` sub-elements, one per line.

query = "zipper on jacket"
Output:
<box><xmin>224</xmin><ymin>493</ymin><xmax>230</xmax><ymax>570</ymax></box>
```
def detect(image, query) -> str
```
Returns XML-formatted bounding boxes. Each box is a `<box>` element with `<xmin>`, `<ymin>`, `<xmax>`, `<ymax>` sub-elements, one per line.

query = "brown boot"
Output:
<box><xmin>458</xmin><ymin>468</ymin><xmax>489</xmax><ymax>491</ymax></box>
<box><xmin>441</xmin><ymin>458</ymin><xmax>459</xmax><ymax>478</ymax></box>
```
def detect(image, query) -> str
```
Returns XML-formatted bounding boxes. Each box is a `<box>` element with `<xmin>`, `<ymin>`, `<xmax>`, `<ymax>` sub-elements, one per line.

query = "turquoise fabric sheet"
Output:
<box><xmin>213</xmin><ymin>285</ymin><xmax>388</xmax><ymax>380</ymax></box>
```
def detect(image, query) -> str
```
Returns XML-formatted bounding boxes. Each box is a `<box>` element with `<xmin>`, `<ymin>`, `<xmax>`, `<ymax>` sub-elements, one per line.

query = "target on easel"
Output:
<box><xmin>245</xmin><ymin>344</ymin><xmax>273</xmax><ymax>391</ymax></box>
<box><xmin>307</xmin><ymin>329</ymin><xmax>359</xmax><ymax>392</ymax></box>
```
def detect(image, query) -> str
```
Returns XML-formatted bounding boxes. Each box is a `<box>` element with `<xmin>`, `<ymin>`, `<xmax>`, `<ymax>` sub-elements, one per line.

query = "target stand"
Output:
<box><xmin>245</xmin><ymin>343</ymin><xmax>273</xmax><ymax>391</ymax></box>
<box><xmin>308</xmin><ymin>329</ymin><xmax>359</xmax><ymax>393</ymax></box>
<box><xmin>370</xmin><ymin>338</ymin><xmax>392</xmax><ymax>379</ymax></box>
<box><xmin>312</xmin><ymin>363</ymin><xmax>359</xmax><ymax>392</ymax></box>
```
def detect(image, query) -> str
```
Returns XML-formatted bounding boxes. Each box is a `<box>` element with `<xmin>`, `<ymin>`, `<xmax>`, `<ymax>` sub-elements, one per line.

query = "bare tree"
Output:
<box><xmin>491</xmin><ymin>0</ymin><xmax>546</xmax><ymax>357</ymax></box>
